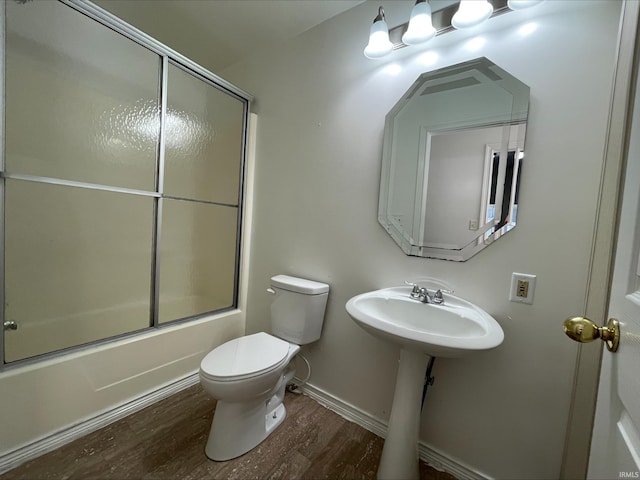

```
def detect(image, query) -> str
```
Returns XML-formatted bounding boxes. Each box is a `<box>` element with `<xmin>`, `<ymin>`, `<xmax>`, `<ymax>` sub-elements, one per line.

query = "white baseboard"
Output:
<box><xmin>417</xmin><ymin>442</ymin><xmax>491</xmax><ymax>480</ymax></box>
<box><xmin>298</xmin><ymin>381</ymin><xmax>491</xmax><ymax>480</ymax></box>
<box><xmin>297</xmin><ymin>380</ymin><xmax>389</xmax><ymax>438</ymax></box>
<box><xmin>0</xmin><ymin>372</ymin><xmax>200</xmax><ymax>475</ymax></box>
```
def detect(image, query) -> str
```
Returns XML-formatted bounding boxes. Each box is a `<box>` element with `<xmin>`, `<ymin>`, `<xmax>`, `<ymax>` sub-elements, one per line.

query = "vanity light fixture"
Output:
<box><xmin>451</xmin><ymin>0</ymin><xmax>494</xmax><ymax>29</ymax></box>
<box><xmin>402</xmin><ymin>0</ymin><xmax>436</xmax><ymax>46</ymax></box>
<box><xmin>364</xmin><ymin>6</ymin><xmax>394</xmax><ymax>59</ymax></box>
<box><xmin>363</xmin><ymin>0</ymin><xmax>544</xmax><ymax>59</ymax></box>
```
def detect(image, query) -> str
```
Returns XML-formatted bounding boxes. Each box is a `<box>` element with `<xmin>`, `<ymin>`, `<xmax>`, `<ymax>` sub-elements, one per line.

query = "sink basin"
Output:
<box><xmin>346</xmin><ymin>286</ymin><xmax>503</xmax><ymax>358</ymax></box>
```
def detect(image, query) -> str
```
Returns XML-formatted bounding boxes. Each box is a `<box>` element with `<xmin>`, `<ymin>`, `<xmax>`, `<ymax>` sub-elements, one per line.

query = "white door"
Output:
<box><xmin>585</xmin><ymin>40</ymin><xmax>640</xmax><ymax>479</ymax></box>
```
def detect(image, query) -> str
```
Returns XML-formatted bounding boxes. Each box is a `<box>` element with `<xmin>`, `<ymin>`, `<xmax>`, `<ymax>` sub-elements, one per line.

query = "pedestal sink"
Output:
<box><xmin>345</xmin><ymin>286</ymin><xmax>503</xmax><ymax>480</ymax></box>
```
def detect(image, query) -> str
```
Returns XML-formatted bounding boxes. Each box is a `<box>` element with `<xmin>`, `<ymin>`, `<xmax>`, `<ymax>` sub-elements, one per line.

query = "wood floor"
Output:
<box><xmin>1</xmin><ymin>384</ymin><xmax>457</xmax><ymax>480</ymax></box>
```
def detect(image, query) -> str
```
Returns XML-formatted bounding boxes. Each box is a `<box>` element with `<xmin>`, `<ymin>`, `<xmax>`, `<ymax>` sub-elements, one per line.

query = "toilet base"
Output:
<box><xmin>205</xmin><ymin>389</ymin><xmax>287</xmax><ymax>461</ymax></box>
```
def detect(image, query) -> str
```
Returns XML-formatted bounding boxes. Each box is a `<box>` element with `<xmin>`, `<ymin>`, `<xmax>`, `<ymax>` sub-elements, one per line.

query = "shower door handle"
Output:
<box><xmin>3</xmin><ymin>320</ymin><xmax>18</xmax><ymax>331</ymax></box>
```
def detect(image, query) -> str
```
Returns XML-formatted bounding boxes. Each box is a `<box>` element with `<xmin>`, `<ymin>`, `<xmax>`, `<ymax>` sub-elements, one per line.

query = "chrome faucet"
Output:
<box><xmin>407</xmin><ymin>282</ymin><xmax>451</xmax><ymax>305</ymax></box>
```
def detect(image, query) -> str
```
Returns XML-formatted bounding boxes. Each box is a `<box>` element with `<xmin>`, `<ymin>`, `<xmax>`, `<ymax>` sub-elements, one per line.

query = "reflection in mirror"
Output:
<box><xmin>378</xmin><ymin>58</ymin><xmax>529</xmax><ymax>261</ymax></box>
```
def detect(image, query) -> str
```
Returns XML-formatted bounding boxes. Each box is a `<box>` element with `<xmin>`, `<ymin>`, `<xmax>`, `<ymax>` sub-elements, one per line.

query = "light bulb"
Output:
<box><xmin>402</xmin><ymin>0</ymin><xmax>436</xmax><ymax>46</ymax></box>
<box><xmin>364</xmin><ymin>7</ymin><xmax>393</xmax><ymax>59</ymax></box>
<box><xmin>451</xmin><ymin>0</ymin><xmax>494</xmax><ymax>29</ymax></box>
<box><xmin>507</xmin><ymin>0</ymin><xmax>544</xmax><ymax>10</ymax></box>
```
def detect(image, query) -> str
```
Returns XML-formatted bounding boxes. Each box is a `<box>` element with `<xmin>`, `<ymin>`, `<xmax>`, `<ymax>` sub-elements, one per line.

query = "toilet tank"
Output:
<box><xmin>269</xmin><ymin>275</ymin><xmax>329</xmax><ymax>344</ymax></box>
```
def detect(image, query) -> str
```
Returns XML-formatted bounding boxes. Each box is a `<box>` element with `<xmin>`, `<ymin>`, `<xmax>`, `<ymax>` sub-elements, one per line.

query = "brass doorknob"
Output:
<box><xmin>563</xmin><ymin>316</ymin><xmax>620</xmax><ymax>352</ymax></box>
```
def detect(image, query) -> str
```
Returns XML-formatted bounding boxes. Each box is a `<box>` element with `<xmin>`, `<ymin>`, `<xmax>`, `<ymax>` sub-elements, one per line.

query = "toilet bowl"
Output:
<box><xmin>200</xmin><ymin>332</ymin><xmax>300</xmax><ymax>461</ymax></box>
<box><xmin>199</xmin><ymin>275</ymin><xmax>329</xmax><ymax>461</ymax></box>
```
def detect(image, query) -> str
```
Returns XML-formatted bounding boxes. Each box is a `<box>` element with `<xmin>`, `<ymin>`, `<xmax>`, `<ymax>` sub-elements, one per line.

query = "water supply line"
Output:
<box><xmin>286</xmin><ymin>353</ymin><xmax>311</xmax><ymax>394</ymax></box>
<box><xmin>421</xmin><ymin>357</ymin><xmax>436</xmax><ymax>411</ymax></box>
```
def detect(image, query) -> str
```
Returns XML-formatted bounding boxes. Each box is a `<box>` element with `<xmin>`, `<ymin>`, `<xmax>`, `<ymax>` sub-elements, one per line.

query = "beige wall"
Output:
<box><xmin>221</xmin><ymin>1</ymin><xmax>621</xmax><ymax>478</ymax></box>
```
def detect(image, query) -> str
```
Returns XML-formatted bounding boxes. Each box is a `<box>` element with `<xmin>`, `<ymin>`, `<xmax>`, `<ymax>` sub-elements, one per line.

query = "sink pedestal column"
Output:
<box><xmin>377</xmin><ymin>348</ymin><xmax>430</xmax><ymax>480</ymax></box>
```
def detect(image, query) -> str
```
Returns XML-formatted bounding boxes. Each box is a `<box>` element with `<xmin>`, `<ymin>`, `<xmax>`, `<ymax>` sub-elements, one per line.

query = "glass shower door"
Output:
<box><xmin>3</xmin><ymin>0</ymin><xmax>161</xmax><ymax>362</ymax></box>
<box><xmin>3</xmin><ymin>182</ymin><xmax>155</xmax><ymax>362</ymax></box>
<box><xmin>158</xmin><ymin>63</ymin><xmax>245</xmax><ymax>323</ymax></box>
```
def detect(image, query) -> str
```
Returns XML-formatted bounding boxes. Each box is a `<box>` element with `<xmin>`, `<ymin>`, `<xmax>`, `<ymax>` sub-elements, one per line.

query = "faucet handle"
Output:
<box><xmin>432</xmin><ymin>289</ymin><xmax>453</xmax><ymax>304</ymax></box>
<box><xmin>405</xmin><ymin>281</ymin><xmax>421</xmax><ymax>294</ymax></box>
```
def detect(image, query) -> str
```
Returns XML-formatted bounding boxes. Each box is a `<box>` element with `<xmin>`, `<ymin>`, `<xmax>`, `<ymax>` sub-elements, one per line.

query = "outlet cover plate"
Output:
<box><xmin>510</xmin><ymin>273</ymin><xmax>536</xmax><ymax>304</ymax></box>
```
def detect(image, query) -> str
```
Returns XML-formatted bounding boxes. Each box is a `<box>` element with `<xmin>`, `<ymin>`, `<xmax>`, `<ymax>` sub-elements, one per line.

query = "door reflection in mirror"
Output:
<box><xmin>487</xmin><ymin>148</ymin><xmax>522</xmax><ymax>238</ymax></box>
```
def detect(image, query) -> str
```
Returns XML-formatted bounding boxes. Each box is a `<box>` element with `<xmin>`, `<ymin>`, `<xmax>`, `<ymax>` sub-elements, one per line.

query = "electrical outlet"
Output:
<box><xmin>516</xmin><ymin>280</ymin><xmax>529</xmax><ymax>298</ymax></box>
<box><xmin>510</xmin><ymin>273</ymin><xmax>536</xmax><ymax>304</ymax></box>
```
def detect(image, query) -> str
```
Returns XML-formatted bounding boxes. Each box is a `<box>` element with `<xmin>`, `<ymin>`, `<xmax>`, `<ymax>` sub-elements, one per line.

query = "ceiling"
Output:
<box><xmin>95</xmin><ymin>0</ymin><xmax>366</xmax><ymax>72</ymax></box>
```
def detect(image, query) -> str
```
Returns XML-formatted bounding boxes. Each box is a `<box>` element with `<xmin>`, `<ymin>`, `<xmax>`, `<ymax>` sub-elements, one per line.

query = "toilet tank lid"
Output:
<box><xmin>271</xmin><ymin>275</ymin><xmax>329</xmax><ymax>294</ymax></box>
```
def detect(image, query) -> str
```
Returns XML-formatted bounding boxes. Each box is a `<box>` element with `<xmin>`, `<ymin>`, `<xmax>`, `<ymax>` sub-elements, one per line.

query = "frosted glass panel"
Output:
<box><xmin>164</xmin><ymin>64</ymin><xmax>245</xmax><ymax>204</ymax></box>
<box><xmin>5</xmin><ymin>0</ymin><xmax>160</xmax><ymax>191</ymax></box>
<box><xmin>4</xmin><ymin>180</ymin><xmax>154</xmax><ymax>362</ymax></box>
<box><xmin>158</xmin><ymin>199</ymin><xmax>238</xmax><ymax>323</ymax></box>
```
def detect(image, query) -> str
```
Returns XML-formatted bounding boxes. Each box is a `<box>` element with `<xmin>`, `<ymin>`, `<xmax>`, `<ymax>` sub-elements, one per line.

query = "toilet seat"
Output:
<box><xmin>200</xmin><ymin>332</ymin><xmax>291</xmax><ymax>382</ymax></box>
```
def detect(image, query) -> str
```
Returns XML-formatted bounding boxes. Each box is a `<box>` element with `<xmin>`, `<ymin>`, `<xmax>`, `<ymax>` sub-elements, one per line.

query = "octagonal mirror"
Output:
<box><xmin>378</xmin><ymin>57</ymin><xmax>530</xmax><ymax>261</ymax></box>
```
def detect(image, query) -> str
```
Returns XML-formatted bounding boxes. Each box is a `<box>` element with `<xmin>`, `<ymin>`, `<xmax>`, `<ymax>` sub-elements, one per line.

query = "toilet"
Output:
<box><xmin>199</xmin><ymin>274</ymin><xmax>330</xmax><ymax>461</ymax></box>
